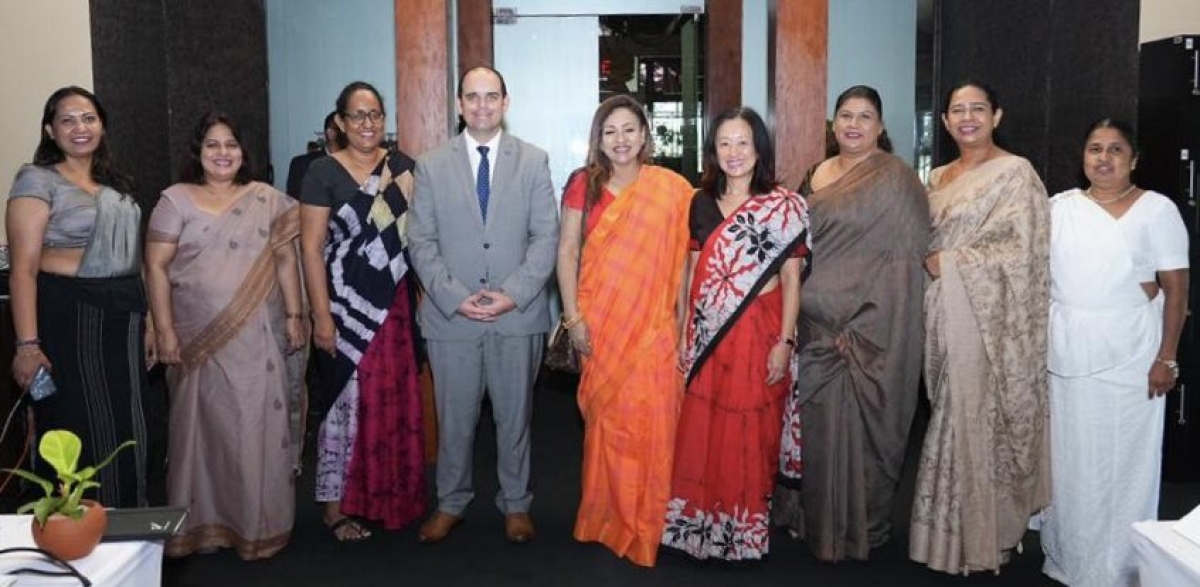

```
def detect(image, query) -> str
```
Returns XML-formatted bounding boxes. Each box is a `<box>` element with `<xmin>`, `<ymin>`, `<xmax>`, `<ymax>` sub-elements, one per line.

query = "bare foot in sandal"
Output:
<box><xmin>323</xmin><ymin>501</ymin><xmax>371</xmax><ymax>542</ymax></box>
<box><xmin>326</xmin><ymin>516</ymin><xmax>371</xmax><ymax>542</ymax></box>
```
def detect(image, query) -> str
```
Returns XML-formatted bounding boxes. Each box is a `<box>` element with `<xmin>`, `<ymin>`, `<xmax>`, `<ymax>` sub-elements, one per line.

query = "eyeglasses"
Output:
<box><xmin>343</xmin><ymin>110</ymin><xmax>384</xmax><ymax>126</ymax></box>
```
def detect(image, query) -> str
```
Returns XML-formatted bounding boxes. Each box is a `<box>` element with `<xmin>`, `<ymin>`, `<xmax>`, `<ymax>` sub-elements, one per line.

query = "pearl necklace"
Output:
<box><xmin>1085</xmin><ymin>184</ymin><xmax>1137</xmax><ymax>205</ymax></box>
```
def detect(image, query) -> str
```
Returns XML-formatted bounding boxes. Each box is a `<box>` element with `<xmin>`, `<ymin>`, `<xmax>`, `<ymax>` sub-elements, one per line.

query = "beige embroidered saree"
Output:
<box><xmin>909</xmin><ymin>156</ymin><xmax>1051</xmax><ymax>574</ymax></box>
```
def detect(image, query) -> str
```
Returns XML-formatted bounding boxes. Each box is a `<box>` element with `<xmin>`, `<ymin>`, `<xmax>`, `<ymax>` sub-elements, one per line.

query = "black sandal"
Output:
<box><xmin>327</xmin><ymin>517</ymin><xmax>372</xmax><ymax>542</ymax></box>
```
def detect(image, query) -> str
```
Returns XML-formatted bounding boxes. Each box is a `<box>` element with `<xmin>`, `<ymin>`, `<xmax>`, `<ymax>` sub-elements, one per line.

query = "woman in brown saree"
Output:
<box><xmin>909</xmin><ymin>80</ymin><xmax>1051</xmax><ymax>574</ymax></box>
<box><xmin>146</xmin><ymin>112</ymin><xmax>304</xmax><ymax>560</ymax></box>
<box><xmin>772</xmin><ymin>86</ymin><xmax>929</xmax><ymax>562</ymax></box>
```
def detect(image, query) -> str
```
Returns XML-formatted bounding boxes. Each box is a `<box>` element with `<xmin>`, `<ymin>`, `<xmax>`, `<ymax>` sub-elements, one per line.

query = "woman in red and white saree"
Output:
<box><xmin>661</xmin><ymin>107</ymin><xmax>809</xmax><ymax>561</ymax></box>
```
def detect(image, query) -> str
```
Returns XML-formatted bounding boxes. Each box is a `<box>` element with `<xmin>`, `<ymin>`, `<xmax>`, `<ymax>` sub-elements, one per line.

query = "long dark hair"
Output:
<box><xmin>834</xmin><ymin>85</ymin><xmax>893</xmax><ymax>153</ymax></box>
<box><xmin>178</xmin><ymin>110</ymin><xmax>254</xmax><ymax>185</ymax></box>
<box><xmin>579</xmin><ymin>95</ymin><xmax>653</xmax><ymax>211</ymax></box>
<box><xmin>33</xmin><ymin>86</ymin><xmax>132</xmax><ymax>194</ymax></box>
<box><xmin>700</xmin><ymin>106</ymin><xmax>778</xmax><ymax>199</ymax></box>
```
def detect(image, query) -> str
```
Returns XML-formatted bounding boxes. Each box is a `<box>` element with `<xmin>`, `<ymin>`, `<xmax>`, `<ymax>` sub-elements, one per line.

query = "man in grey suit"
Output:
<box><xmin>408</xmin><ymin>66</ymin><xmax>559</xmax><ymax>544</ymax></box>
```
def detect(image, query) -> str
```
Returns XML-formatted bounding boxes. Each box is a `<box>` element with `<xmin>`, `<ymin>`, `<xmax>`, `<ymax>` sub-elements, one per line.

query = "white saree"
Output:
<box><xmin>1041</xmin><ymin>189</ymin><xmax>1189</xmax><ymax>587</ymax></box>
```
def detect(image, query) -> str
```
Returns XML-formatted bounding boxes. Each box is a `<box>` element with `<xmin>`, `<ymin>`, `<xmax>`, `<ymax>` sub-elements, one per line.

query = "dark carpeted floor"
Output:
<box><xmin>162</xmin><ymin>370</ymin><xmax>1200</xmax><ymax>587</ymax></box>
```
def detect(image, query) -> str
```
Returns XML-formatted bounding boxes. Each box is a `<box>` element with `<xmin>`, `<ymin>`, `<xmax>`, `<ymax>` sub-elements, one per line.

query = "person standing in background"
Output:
<box><xmin>286</xmin><ymin>111</ymin><xmax>345</xmax><ymax>199</ymax></box>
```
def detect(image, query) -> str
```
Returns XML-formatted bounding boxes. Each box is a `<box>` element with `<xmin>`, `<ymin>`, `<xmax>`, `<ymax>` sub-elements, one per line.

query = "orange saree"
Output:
<box><xmin>573</xmin><ymin>165</ymin><xmax>693</xmax><ymax>567</ymax></box>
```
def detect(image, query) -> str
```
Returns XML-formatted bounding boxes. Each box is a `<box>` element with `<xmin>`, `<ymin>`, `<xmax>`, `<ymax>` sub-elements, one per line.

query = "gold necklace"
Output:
<box><xmin>1085</xmin><ymin>184</ymin><xmax>1137</xmax><ymax>205</ymax></box>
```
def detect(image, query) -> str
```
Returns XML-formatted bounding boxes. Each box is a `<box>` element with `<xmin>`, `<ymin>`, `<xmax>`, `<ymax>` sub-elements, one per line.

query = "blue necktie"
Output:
<box><xmin>476</xmin><ymin>145</ymin><xmax>490</xmax><ymax>222</ymax></box>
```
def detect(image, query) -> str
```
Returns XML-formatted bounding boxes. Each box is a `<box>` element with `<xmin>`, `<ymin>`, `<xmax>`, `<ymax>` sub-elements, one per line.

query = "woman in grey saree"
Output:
<box><xmin>146</xmin><ymin>112</ymin><xmax>304</xmax><ymax>560</ymax></box>
<box><xmin>773</xmin><ymin>86</ymin><xmax>929</xmax><ymax>562</ymax></box>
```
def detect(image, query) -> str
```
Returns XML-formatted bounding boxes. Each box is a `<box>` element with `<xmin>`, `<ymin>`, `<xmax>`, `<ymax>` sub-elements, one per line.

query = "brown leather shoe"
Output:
<box><xmin>417</xmin><ymin>511</ymin><xmax>463</xmax><ymax>544</ymax></box>
<box><xmin>504</xmin><ymin>513</ymin><xmax>536</xmax><ymax>543</ymax></box>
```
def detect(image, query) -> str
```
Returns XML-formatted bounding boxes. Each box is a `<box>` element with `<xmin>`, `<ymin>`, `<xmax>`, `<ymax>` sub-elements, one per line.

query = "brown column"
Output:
<box><xmin>705</xmin><ymin>0</ymin><xmax>743</xmax><ymax>120</ymax></box>
<box><xmin>395</xmin><ymin>0</ymin><xmax>453</xmax><ymax>461</ymax></box>
<box><xmin>457</xmin><ymin>0</ymin><xmax>493</xmax><ymax>74</ymax></box>
<box><xmin>770</xmin><ymin>0</ymin><xmax>827</xmax><ymax>188</ymax></box>
<box><xmin>395</xmin><ymin>0</ymin><xmax>451</xmax><ymax>157</ymax></box>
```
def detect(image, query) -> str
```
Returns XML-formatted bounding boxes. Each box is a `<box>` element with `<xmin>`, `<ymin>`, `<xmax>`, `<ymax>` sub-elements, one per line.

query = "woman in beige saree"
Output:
<box><xmin>146</xmin><ymin>112</ymin><xmax>305</xmax><ymax>560</ymax></box>
<box><xmin>910</xmin><ymin>81</ymin><xmax>1051</xmax><ymax>574</ymax></box>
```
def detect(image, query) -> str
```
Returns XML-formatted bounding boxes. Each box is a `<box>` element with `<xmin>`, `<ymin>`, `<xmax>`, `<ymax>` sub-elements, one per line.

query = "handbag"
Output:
<box><xmin>544</xmin><ymin>192</ymin><xmax>587</xmax><ymax>374</ymax></box>
<box><xmin>544</xmin><ymin>318</ymin><xmax>580</xmax><ymax>373</ymax></box>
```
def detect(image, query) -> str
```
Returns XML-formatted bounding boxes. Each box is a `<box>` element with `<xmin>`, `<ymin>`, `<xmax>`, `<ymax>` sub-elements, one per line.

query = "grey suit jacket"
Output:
<box><xmin>408</xmin><ymin>132</ymin><xmax>559</xmax><ymax>340</ymax></box>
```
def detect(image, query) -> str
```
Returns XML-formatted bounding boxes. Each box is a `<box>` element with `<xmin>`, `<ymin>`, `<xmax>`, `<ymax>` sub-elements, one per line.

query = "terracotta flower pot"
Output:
<box><xmin>30</xmin><ymin>499</ymin><xmax>108</xmax><ymax>561</ymax></box>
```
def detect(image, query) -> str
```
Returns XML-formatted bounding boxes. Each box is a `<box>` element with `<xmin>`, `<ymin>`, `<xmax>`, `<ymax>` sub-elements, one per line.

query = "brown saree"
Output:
<box><xmin>909</xmin><ymin>156</ymin><xmax>1051</xmax><ymax>574</ymax></box>
<box><xmin>772</xmin><ymin>152</ymin><xmax>929</xmax><ymax>561</ymax></box>
<box><xmin>150</xmin><ymin>182</ymin><xmax>300</xmax><ymax>560</ymax></box>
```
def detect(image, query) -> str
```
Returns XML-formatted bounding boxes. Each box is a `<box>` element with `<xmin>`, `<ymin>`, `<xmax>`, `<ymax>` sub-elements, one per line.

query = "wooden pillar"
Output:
<box><xmin>395</xmin><ymin>0</ymin><xmax>452</xmax><ymax>460</ymax></box>
<box><xmin>457</xmin><ymin>0</ymin><xmax>493</xmax><ymax>75</ymax></box>
<box><xmin>396</xmin><ymin>0</ymin><xmax>452</xmax><ymax>157</ymax></box>
<box><xmin>705</xmin><ymin>0</ymin><xmax>743</xmax><ymax>121</ymax></box>
<box><xmin>770</xmin><ymin>0</ymin><xmax>827</xmax><ymax>187</ymax></box>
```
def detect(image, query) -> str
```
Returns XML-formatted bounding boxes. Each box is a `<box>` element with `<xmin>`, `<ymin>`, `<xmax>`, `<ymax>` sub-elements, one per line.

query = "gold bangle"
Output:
<box><xmin>562</xmin><ymin>314</ymin><xmax>583</xmax><ymax>330</ymax></box>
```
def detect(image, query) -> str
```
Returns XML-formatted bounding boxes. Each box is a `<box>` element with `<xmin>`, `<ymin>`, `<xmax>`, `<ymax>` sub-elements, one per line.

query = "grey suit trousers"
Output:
<box><xmin>427</xmin><ymin>332</ymin><xmax>543</xmax><ymax>516</ymax></box>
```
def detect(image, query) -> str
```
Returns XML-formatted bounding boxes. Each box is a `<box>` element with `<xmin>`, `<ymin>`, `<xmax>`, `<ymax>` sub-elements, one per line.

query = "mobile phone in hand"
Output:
<box><xmin>28</xmin><ymin>365</ymin><xmax>57</xmax><ymax>401</ymax></box>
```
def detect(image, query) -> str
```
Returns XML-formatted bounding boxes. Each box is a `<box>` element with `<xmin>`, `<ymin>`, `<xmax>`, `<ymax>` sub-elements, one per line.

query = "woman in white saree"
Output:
<box><xmin>1040</xmin><ymin>118</ymin><xmax>1190</xmax><ymax>587</ymax></box>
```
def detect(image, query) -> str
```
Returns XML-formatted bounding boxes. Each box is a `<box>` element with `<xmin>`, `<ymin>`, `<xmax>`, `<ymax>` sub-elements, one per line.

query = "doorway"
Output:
<box><xmin>491</xmin><ymin>2</ymin><xmax>707</xmax><ymax>195</ymax></box>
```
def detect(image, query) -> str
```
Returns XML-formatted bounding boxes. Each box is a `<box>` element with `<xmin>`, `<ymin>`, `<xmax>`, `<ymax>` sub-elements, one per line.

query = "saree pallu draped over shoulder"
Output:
<box><xmin>313</xmin><ymin>154</ymin><xmax>425</xmax><ymax>530</ymax></box>
<box><xmin>152</xmin><ymin>182</ymin><xmax>299</xmax><ymax>559</ymax></box>
<box><xmin>909</xmin><ymin>156</ymin><xmax>1051</xmax><ymax>575</ymax></box>
<box><xmin>661</xmin><ymin>187</ymin><xmax>810</xmax><ymax>561</ymax></box>
<box><xmin>573</xmin><ymin>165</ymin><xmax>692</xmax><ymax>567</ymax></box>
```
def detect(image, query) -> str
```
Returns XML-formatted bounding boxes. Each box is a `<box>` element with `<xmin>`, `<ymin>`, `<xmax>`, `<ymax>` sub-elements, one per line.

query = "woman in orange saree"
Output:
<box><xmin>557</xmin><ymin>95</ymin><xmax>693</xmax><ymax>567</ymax></box>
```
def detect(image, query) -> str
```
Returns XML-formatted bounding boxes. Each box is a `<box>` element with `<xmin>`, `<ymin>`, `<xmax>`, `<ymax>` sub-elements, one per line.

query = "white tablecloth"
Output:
<box><xmin>0</xmin><ymin>515</ymin><xmax>162</xmax><ymax>586</ymax></box>
<box><xmin>1132</xmin><ymin>520</ymin><xmax>1200</xmax><ymax>586</ymax></box>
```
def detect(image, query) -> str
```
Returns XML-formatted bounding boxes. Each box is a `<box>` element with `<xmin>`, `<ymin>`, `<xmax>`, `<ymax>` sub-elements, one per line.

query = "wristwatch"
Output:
<box><xmin>1156</xmin><ymin>358</ymin><xmax>1180</xmax><ymax>377</ymax></box>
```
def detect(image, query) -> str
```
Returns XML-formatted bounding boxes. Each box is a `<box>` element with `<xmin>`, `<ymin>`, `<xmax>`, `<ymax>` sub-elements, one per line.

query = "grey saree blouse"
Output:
<box><xmin>9</xmin><ymin>164</ymin><xmax>142</xmax><ymax>277</ymax></box>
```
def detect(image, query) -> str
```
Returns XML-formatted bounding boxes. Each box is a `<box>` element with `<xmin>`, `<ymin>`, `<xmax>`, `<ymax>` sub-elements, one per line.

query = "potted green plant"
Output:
<box><xmin>3</xmin><ymin>429</ymin><xmax>135</xmax><ymax>560</ymax></box>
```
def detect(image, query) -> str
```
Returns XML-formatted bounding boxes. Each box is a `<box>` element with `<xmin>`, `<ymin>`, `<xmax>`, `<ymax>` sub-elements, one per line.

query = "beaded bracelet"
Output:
<box><xmin>15</xmin><ymin>338</ymin><xmax>41</xmax><ymax>347</ymax></box>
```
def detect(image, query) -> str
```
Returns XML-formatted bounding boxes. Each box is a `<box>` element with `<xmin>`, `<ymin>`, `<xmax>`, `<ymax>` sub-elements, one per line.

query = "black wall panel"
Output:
<box><xmin>90</xmin><ymin>0</ymin><xmax>269</xmax><ymax>206</ymax></box>
<box><xmin>935</xmin><ymin>0</ymin><xmax>1140</xmax><ymax>195</ymax></box>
